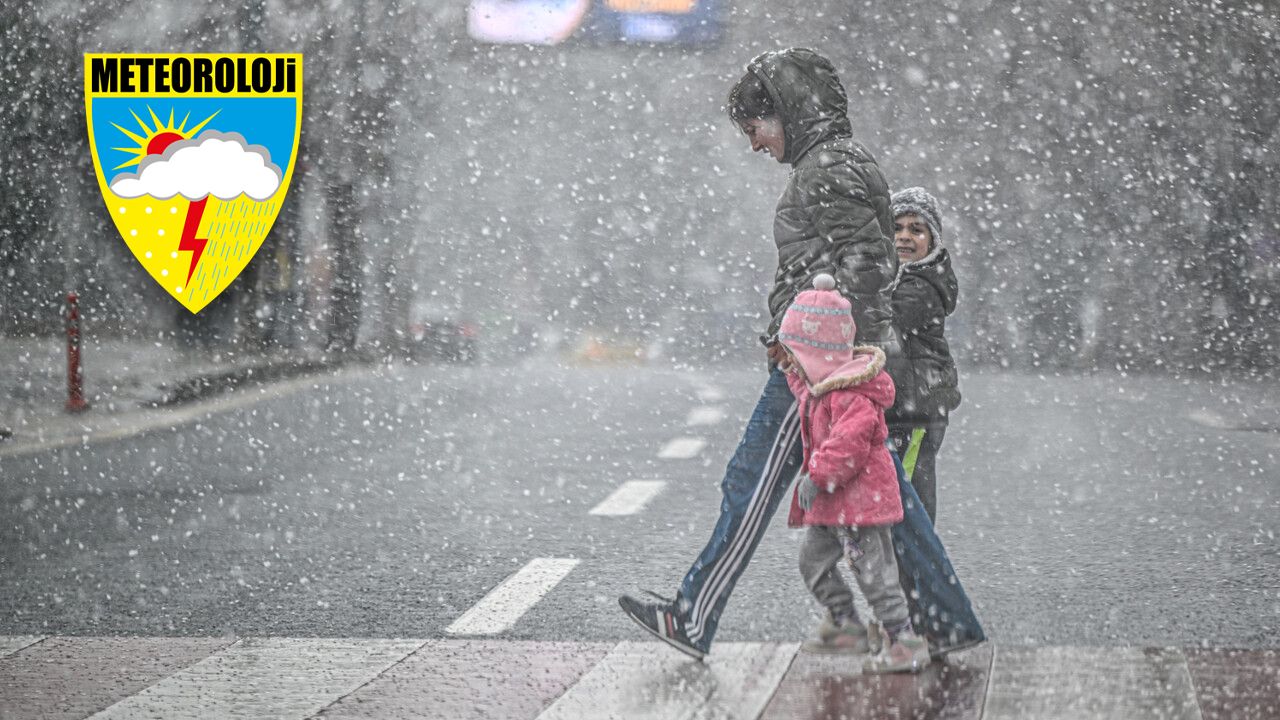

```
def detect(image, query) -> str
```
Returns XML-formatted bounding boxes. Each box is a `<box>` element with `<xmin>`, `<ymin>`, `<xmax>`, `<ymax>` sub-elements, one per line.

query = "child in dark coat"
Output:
<box><xmin>780</xmin><ymin>274</ymin><xmax>930</xmax><ymax>673</ymax></box>
<box><xmin>884</xmin><ymin>187</ymin><xmax>961</xmax><ymax>524</ymax></box>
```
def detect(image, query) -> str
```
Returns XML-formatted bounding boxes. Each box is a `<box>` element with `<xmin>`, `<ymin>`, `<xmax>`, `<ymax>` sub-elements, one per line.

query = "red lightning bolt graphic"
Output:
<box><xmin>178</xmin><ymin>198</ymin><xmax>209</xmax><ymax>285</ymax></box>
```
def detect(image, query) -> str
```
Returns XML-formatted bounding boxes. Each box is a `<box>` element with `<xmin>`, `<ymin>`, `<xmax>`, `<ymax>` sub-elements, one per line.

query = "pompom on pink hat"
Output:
<box><xmin>778</xmin><ymin>273</ymin><xmax>856</xmax><ymax>384</ymax></box>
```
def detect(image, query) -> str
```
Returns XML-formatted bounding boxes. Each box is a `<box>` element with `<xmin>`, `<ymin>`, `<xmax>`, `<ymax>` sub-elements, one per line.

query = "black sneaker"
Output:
<box><xmin>618</xmin><ymin>593</ymin><xmax>707</xmax><ymax>661</ymax></box>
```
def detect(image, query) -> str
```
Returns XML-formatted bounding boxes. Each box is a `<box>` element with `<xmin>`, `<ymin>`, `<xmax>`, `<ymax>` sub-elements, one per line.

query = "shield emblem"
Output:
<box><xmin>84</xmin><ymin>53</ymin><xmax>302</xmax><ymax>314</ymax></box>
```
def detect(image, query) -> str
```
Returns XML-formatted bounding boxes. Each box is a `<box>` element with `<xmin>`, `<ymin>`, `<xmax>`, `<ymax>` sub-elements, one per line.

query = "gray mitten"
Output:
<box><xmin>797</xmin><ymin>473</ymin><xmax>820</xmax><ymax>511</ymax></box>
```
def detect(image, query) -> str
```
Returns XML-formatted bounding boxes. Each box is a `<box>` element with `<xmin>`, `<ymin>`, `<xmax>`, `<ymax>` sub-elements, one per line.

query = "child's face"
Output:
<box><xmin>894</xmin><ymin>213</ymin><xmax>933</xmax><ymax>263</ymax></box>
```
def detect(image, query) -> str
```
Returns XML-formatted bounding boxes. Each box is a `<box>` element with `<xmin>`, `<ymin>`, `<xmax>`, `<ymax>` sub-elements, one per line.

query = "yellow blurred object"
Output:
<box><xmin>572</xmin><ymin>336</ymin><xmax>645</xmax><ymax>364</ymax></box>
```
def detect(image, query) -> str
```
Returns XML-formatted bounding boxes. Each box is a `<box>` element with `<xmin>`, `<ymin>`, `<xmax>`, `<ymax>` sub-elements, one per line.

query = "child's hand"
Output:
<box><xmin>797</xmin><ymin>473</ymin><xmax>820</xmax><ymax>511</ymax></box>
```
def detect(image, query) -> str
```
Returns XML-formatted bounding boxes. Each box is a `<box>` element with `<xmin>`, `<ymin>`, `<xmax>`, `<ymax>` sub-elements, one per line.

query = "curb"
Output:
<box><xmin>152</xmin><ymin>355</ymin><xmax>350</xmax><ymax>406</ymax></box>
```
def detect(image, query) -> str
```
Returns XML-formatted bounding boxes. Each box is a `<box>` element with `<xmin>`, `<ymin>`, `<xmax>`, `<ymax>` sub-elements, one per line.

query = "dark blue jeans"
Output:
<box><xmin>889</xmin><ymin>449</ymin><xmax>985</xmax><ymax>650</ymax></box>
<box><xmin>675</xmin><ymin>368</ymin><xmax>984</xmax><ymax>652</ymax></box>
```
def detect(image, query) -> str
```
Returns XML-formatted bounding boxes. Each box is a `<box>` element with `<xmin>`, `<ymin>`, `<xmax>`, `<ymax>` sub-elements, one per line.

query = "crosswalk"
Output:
<box><xmin>6</xmin><ymin>386</ymin><xmax>1277</xmax><ymax>718</ymax></box>
<box><xmin>1</xmin><ymin>636</ymin><xmax>1276</xmax><ymax>719</ymax></box>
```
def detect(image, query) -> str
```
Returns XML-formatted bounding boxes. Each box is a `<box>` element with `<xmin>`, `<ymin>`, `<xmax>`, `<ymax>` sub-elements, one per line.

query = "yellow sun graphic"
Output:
<box><xmin>110</xmin><ymin>105</ymin><xmax>219</xmax><ymax>170</ymax></box>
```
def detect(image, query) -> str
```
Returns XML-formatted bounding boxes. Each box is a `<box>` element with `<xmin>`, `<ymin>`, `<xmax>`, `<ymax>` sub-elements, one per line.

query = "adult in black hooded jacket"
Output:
<box><xmin>752</xmin><ymin>49</ymin><xmax>897</xmax><ymax>347</ymax></box>
<box><xmin>617</xmin><ymin>48</ymin><xmax>898</xmax><ymax>659</ymax></box>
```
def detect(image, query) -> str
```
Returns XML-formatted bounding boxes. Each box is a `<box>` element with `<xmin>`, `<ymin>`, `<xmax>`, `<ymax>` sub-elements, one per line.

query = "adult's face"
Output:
<box><xmin>740</xmin><ymin>116</ymin><xmax>785</xmax><ymax>163</ymax></box>
<box><xmin>894</xmin><ymin>213</ymin><xmax>933</xmax><ymax>263</ymax></box>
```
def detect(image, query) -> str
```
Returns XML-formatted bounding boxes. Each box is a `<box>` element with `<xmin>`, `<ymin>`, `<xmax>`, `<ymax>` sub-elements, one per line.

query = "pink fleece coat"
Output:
<box><xmin>785</xmin><ymin>346</ymin><xmax>903</xmax><ymax>528</ymax></box>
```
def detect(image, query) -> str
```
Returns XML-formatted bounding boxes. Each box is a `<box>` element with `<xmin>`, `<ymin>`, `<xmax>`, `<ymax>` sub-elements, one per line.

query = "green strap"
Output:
<box><xmin>902</xmin><ymin>427</ymin><xmax>927</xmax><ymax>482</ymax></box>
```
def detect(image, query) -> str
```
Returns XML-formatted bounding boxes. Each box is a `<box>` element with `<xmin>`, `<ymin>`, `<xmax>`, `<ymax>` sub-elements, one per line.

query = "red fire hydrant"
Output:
<box><xmin>65</xmin><ymin>291</ymin><xmax>90</xmax><ymax>413</ymax></box>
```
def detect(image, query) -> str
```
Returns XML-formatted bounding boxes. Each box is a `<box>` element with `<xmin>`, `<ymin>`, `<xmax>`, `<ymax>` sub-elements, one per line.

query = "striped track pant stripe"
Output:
<box><xmin>686</xmin><ymin>402</ymin><xmax>800</xmax><ymax>643</ymax></box>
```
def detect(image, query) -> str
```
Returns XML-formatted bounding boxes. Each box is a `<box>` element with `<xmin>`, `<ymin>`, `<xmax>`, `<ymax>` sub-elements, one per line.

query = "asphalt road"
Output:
<box><xmin>1</xmin><ymin>358</ymin><xmax>1276</xmax><ymax>648</ymax></box>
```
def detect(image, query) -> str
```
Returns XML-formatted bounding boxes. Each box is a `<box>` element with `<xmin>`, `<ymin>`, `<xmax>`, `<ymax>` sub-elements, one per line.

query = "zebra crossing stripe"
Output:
<box><xmin>318</xmin><ymin>640</ymin><xmax>611</xmax><ymax>720</ymax></box>
<box><xmin>87</xmin><ymin>638</ymin><xmax>424</xmax><ymax>719</ymax></box>
<box><xmin>0</xmin><ymin>636</ymin><xmax>42</xmax><ymax>659</ymax></box>
<box><xmin>0</xmin><ymin>636</ymin><xmax>233</xmax><ymax>720</ymax></box>
<box><xmin>536</xmin><ymin>641</ymin><xmax>797</xmax><ymax>720</ymax></box>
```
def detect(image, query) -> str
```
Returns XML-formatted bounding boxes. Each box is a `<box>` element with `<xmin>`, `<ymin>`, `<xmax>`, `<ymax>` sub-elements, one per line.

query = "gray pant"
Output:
<box><xmin>799</xmin><ymin>525</ymin><xmax>910</xmax><ymax>629</ymax></box>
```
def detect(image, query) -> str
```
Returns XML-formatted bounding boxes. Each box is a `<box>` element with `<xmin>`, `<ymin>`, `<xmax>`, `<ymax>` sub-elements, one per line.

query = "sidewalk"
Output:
<box><xmin>0</xmin><ymin>334</ymin><xmax>343</xmax><ymax>452</ymax></box>
<box><xmin>0</xmin><ymin>637</ymin><xmax>1275</xmax><ymax>719</ymax></box>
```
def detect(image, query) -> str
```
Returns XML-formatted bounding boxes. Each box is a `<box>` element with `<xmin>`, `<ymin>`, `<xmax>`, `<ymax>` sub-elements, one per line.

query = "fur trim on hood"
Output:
<box><xmin>809</xmin><ymin>345</ymin><xmax>886</xmax><ymax>397</ymax></box>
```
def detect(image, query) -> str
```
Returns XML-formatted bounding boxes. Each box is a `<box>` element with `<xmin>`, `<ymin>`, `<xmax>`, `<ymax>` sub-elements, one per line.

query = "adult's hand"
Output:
<box><xmin>767</xmin><ymin>343</ymin><xmax>792</xmax><ymax>371</ymax></box>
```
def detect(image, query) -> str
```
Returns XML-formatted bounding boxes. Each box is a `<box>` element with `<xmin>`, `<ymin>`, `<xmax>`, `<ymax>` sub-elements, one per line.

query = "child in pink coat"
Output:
<box><xmin>779</xmin><ymin>273</ymin><xmax>930</xmax><ymax>673</ymax></box>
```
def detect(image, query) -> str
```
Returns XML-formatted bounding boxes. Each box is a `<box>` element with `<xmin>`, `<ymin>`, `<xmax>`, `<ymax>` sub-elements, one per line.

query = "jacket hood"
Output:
<box><xmin>895</xmin><ymin>246</ymin><xmax>958</xmax><ymax>315</ymax></box>
<box><xmin>747</xmin><ymin>48</ymin><xmax>852</xmax><ymax>165</ymax></box>
<box><xmin>807</xmin><ymin>346</ymin><xmax>894</xmax><ymax>409</ymax></box>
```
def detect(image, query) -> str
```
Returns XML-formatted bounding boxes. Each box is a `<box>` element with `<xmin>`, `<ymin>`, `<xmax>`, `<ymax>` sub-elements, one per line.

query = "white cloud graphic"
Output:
<box><xmin>110</xmin><ymin>130</ymin><xmax>283</xmax><ymax>201</ymax></box>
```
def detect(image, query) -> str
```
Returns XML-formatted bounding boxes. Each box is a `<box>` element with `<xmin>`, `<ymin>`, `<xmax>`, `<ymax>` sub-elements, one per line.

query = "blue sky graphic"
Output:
<box><xmin>92</xmin><ymin>97</ymin><xmax>297</xmax><ymax>184</ymax></box>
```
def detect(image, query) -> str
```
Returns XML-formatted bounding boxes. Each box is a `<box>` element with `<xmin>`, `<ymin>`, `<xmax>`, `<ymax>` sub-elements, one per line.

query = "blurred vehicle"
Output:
<box><xmin>407</xmin><ymin>301</ymin><xmax>478</xmax><ymax>363</ymax></box>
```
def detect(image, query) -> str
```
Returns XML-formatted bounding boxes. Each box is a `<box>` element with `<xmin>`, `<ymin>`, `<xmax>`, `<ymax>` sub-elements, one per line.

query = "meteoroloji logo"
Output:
<box><xmin>84</xmin><ymin>53</ymin><xmax>303</xmax><ymax>314</ymax></box>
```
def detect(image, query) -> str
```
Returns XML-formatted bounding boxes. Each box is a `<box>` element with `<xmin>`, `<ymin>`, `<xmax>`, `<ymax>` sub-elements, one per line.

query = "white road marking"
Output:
<box><xmin>537</xmin><ymin>641</ymin><xmax>798</xmax><ymax>720</ymax></box>
<box><xmin>0</xmin><ymin>635</ymin><xmax>43</xmax><ymax>658</ymax></box>
<box><xmin>0</xmin><ymin>366</ymin><xmax>373</xmax><ymax>460</ymax></box>
<box><xmin>1187</xmin><ymin>409</ymin><xmax>1230</xmax><ymax>430</ymax></box>
<box><xmin>685</xmin><ymin>406</ymin><xmax>726</xmax><ymax>426</ymax></box>
<box><xmin>696</xmin><ymin>387</ymin><xmax>725</xmax><ymax>403</ymax></box>
<box><xmin>658</xmin><ymin>437</ymin><xmax>706</xmax><ymax>459</ymax></box>
<box><xmin>88</xmin><ymin>637</ymin><xmax>424</xmax><ymax>720</ymax></box>
<box><xmin>589</xmin><ymin>481</ymin><xmax>666</xmax><ymax>516</ymax></box>
<box><xmin>446</xmin><ymin>558</ymin><xmax>580</xmax><ymax>636</ymax></box>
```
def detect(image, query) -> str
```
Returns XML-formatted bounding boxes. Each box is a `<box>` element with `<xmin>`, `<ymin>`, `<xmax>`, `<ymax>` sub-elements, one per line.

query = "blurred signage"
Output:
<box><xmin>467</xmin><ymin>0</ymin><xmax>723</xmax><ymax>46</ymax></box>
<box><xmin>604</xmin><ymin>0</ymin><xmax>695</xmax><ymax>12</ymax></box>
<box><xmin>467</xmin><ymin>0</ymin><xmax>593</xmax><ymax>46</ymax></box>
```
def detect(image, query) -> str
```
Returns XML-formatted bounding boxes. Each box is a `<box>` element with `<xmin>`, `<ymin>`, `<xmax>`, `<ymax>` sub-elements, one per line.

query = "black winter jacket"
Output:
<box><xmin>885</xmin><ymin>247</ymin><xmax>961</xmax><ymax>426</ymax></box>
<box><xmin>748</xmin><ymin>49</ymin><xmax>896</xmax><ymax>345</ymax></box>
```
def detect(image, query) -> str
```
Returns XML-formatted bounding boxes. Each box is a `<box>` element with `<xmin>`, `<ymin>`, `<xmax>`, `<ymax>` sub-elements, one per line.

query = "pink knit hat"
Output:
<box><xmin>778</xmin><ymin>273</ymin><xmax>856</xmax><ymax>384</ymax></box>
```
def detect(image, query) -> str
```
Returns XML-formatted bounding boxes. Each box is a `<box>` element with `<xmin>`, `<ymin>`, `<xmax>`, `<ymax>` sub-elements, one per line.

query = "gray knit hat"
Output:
<box><xmin>891</xmin><ymin>187</ymin><xmax>943</xmax><ymax>251</ymax></box>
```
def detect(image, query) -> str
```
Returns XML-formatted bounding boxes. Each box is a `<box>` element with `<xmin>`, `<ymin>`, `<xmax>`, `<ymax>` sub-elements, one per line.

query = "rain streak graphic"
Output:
<box><xmin>105</xmin><ymin>106</ymin><xmax>283</xmax><ymax>310</ymax></box>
